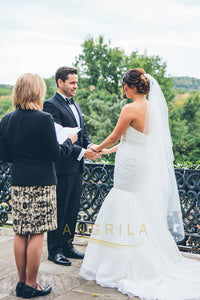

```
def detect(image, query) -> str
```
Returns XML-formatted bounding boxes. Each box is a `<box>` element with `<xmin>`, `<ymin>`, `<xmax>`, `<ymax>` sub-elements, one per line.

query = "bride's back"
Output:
<box><xmin>128</xmin><ymin>100</ymin><xmax>148</xmax><ymax>133</ymax></box>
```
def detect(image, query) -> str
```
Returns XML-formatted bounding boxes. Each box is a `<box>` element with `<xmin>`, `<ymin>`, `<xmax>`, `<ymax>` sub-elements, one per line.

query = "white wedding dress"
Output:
<box><xmin>80</xmin><ymin>126</ymin><xmax>200</xmax><ymax>300</ymax></box>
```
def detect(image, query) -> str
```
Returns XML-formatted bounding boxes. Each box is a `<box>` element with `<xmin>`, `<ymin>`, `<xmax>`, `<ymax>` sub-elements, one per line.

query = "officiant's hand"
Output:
<box><xmin>84</xmin><ymin>148</ymin><xmax>101</xmax><ymax>160</ymax></box>
<box><xmin>68</xmin><ymin>133</ymin><xmax>78</xmax><ymax>144</ymax></box>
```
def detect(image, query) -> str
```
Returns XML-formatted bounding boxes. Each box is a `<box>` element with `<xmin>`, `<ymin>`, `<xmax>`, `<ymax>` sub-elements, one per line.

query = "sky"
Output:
<box><xmin>0</xmin><ymin>0</ymin><xmax>200</xmax><ymax>84</ymax></box>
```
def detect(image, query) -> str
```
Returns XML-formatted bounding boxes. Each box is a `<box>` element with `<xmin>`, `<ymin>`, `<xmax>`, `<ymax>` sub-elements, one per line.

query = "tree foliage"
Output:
<box><xmin>74</xmin><ymin>36</ymin><xmax>174</xmax><ymax>102</ymax></box>
<box><xmin>44</xmin><ymin>76</ymin><xmax>57</xmax><ymax>100</ymax></box>
<box><xmin>0</xmin><ymin>96</ymin><xmax>13</xmax><ymax>119</ymax></box>
<box><xmin>169</xmin><ymin>92</ymin><xmax>200</xmax><ymax>163</ymax></box>
<box><xmin>0</xmin><ymin>84</ymin><xmax>12</xmax><ymax>97</ymax></box>
<box><xmin>74</xmin><ymin>36</ymin><xmax>126</xmax><ymax>97</ymax></box>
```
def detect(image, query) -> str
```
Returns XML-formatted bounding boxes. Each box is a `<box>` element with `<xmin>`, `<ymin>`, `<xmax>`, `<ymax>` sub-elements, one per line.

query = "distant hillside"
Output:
<box><xmin>0</xmin><ymin>84</ymin><xmax>13</xmax><ymax>90</ymax></box>
<box><xmin>1</xmin><ymin>77</ymin><xmax>200</xmax><ymax>94</ymax></box>
<box><xmin>172</xmin><ymin>77</ymin><xmax>200</xmax><ymax>92</ymax></box>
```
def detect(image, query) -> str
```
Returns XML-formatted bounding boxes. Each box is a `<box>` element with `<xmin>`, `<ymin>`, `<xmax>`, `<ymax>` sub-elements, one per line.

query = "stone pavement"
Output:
<box><xmin>0</xmin><ymin>227</ymin><xmax>200</xmax><ymax>300</ymax></box>
<box><xmin>0</xmin><ymin>226</ymin><xmax>138</xmax><ymax>300</ymax></box>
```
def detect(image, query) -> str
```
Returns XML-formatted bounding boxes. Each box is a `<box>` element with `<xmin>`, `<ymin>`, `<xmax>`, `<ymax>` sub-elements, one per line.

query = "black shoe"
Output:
<box><xmin>48</xmin><ymin>253</ymin><xmax>72</xmax><ymax>266</ymax></box>
<box><xmin>22</xmin><ymin>283</ymin><xmax>52</xmax><ymax>298</ymax></box>
<box><xmin>64</xmin><ymin>247</ymin><xmax>84</xmax><ymax>259</ymax></box>
<box><xmin>16</xmin><ymin>281</ymin><xmax>25</xmax><ymax>297</ymax></box>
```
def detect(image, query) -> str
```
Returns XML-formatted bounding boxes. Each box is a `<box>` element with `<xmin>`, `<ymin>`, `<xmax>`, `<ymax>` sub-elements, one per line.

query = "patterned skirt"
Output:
<box><xmin>11</xmin><ymin>185</ymin><xmax>57</xmax><ymax>234</ymax></box>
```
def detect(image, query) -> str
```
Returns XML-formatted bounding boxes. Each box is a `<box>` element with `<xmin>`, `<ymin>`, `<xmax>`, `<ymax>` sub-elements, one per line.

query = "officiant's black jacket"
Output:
<box><xmin>0</xmin><ymin>109</ymin><xmax>73</xmax><ymax>186</ymax></box>
<box><xmin>43</xmin><ymin>92</ymin><xmax>91</xmax><ymax>174</ymax></box>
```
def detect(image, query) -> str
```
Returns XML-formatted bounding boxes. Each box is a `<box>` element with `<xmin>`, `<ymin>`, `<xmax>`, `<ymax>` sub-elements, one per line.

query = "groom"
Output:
<box><xmin>43</xmin><ymin>66</ymin><xmax>98</xmax><ymax>266</ymax></box>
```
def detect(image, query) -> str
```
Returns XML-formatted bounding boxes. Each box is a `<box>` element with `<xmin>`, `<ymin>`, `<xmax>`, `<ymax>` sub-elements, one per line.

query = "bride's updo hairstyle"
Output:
<box><xmin>122</xmin><ymin>68</ymin><xmax>150</xmax><ymax>95</ymax></box>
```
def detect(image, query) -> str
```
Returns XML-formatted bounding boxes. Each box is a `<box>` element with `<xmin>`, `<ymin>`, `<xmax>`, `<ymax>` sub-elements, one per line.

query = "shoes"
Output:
<box><xmin>16</xmin><ymin>281</ymin><xmax>25</xmax><ymax>297</ymax></box>
<box><xmin>22</xmin><ymin>283</ymin><xmax>52</xmax><ymax>298</ymax></box>
<box><xmin>48</xmin><ymin>252</ymin><xmax>72</xmax><ymax>266</ymax></box>
<box><xmin>64</xmin><ymin>247</ymin><xmax>85</xmax><ymax>259</ymax></box>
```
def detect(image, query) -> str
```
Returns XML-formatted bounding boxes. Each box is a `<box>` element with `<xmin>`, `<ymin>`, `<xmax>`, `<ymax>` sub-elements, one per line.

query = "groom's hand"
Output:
<box><xmin>84</xmin><ymin>148</ymin><xmax>101</xmax><ymax>160</ymax></box>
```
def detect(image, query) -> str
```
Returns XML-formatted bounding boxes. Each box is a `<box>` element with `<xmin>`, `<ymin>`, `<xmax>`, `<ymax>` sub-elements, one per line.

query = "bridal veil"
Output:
<box><xmin>144</xmin><ymin>74</ymin><xmax>185</xmax><ymax>242</ymax></box>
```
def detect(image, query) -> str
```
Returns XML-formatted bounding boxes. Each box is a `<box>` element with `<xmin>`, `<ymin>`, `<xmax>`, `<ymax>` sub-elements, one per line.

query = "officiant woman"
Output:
<box><xmin>0</xmin><ymin>73</ymin><xmax>77</xmax><ymax>298</ymax></box>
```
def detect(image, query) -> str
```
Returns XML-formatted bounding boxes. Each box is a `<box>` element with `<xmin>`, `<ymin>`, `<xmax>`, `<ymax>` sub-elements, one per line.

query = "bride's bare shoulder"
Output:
<box><xmin>123</xmin><ymin>102</ymin><xmax>140</xmax><ymax>113</ymax></box>
<box><xmin>124</xmin><ymin>101</ymin><xmax>148</xmax><ymax>111</ymax></box>
<box><xmin>123</xmin><ymin>103</ymin><xmax>136</xmax><ymax>109</ymax></box>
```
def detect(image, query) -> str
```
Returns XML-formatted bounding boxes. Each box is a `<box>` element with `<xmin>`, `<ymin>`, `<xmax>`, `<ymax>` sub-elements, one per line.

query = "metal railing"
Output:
<box><xmin>1</xmin><ymin>161</ymin><xmax>200</xmax><ymax>252</ymax></box>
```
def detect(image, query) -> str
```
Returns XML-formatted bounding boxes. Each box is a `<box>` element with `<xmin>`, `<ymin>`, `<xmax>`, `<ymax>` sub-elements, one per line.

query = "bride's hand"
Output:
<box><xmin>90</xmin><ymin>144</ymin><xmax>101</xmax><ymax>152</ymax></box>
<box><xmin>101</xmin><ymin>148</ymin><xmax>110</xmax><ymax>155</ymax></box>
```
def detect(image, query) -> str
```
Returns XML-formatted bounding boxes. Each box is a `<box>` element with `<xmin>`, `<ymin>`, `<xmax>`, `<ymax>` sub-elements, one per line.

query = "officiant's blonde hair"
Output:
<box><xmin>12</xmin><ymin>73</ymin><xmax>46</xmax><ymax>110</ymax></box>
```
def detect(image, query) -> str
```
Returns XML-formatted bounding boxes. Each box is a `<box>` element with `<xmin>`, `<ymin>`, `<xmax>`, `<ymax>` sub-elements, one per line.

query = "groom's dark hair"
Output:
<box><xmin>55</xmin><ymin>66</ymin><xmax>78</xmax><ymax>87</ymax></box>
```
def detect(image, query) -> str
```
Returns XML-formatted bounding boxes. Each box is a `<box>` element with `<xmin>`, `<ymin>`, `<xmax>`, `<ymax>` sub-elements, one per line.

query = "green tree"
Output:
<box><xmin>75</xmin><ymin>36</ymin><xmax>174</xmax><ymax>103</ymax></box>
<box><xmin>0</xmin><ymin>88</ymin><xmax>12</xmax><ymax>97</ymax></box>
<box><xmin>75</xmin><ymin>88</ymin><xmax>121</xmax><ymax>163</ymax></box>
<box><xmin>44</xmin><ymin>76</ymin><xmax>57</xmax><ymax>100</ymax></box>
<box><xmin>0</xmin><ymin>96</ymin><xmax>13</xmax><ymax>119</ymax></box>
<box><xmin>181</xmin><ymin>92</ymin><xmax>200</xmax><ymax>128</ymax></box>
<box><xmin>0</xmin><ymin>84</ymin><xmax>13</xmax><ymax>97</ymax></box>
<box><xmin>169</xmin><ymin>92</ymin><xmax>200</xmax><ymax>163</ymax></box>
<box><xmin>181</xmin><ymin>93</ymin><xmax>200</xmax><ymax>162</ymax></box>
<box><xmin>169</xmin><ymin>105</ymin><xmax>188</xmax><ymax>161</ymax></box>
<box><xmin>126</xmin><ymin>51</ymin><xmax>174</xmax><ymax>103</ymax></box>
<box><xmin>76</xmin><ymin>88</ymin><xmax>121</xmax><ymax>142</ymax></box>
<box><xmin>74</xmin><ymin>36</ymin><xmax>127</xmax><ymax>98</ymax></box>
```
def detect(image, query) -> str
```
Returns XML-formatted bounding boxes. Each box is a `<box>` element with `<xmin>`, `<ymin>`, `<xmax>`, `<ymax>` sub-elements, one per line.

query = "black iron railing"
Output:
<box><xmin>1</xmin><ymin>161</ymin><xmax>200</xmax><ymax>252</ymax></box>
<box><xmin>0</xmin><ymin>161</ymin><xmax>11</xmax><ymax>223</ymax></box>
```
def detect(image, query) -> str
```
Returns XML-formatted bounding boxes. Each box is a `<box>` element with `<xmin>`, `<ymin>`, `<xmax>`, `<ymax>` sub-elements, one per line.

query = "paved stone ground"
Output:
<box><xmin>0</xmin><ymin>226</ymin><xmax>200</xmax><ymax>300</ymax></box>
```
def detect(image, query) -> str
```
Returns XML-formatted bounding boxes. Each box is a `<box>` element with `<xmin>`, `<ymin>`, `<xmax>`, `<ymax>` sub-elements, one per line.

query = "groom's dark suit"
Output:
<box><xmin>43</xmin><ymin>92</ymin><xmax>91</xmax><ymax>257</ymax></box>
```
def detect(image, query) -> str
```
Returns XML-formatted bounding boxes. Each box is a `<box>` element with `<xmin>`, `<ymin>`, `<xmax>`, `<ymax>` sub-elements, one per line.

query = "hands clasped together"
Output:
<box><xmin>69</xmin><ymin>133</ymin><xmax>110</xmax><ymax>161</ymax></box>
<box><xmin>84</xmin><ymin>144</ymin><xmax>109</xmax><ymax>160</ymax></box>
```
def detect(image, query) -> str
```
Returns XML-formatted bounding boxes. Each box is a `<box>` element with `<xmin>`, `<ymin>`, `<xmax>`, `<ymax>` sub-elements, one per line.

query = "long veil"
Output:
<box><xmin>143</xmin><ymin>74</ymin><xmax>185</xmax><ymax>242</ymax></box>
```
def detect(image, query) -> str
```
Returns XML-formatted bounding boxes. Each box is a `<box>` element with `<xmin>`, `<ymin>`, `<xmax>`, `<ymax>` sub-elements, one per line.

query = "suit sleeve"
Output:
<box><xmin>42</xmin><ymin>114</ymin><xmax>73</xmax><ymax>161</ymax></box>
<box><xmin>0</xmin><ymin>118</ymin><xmax>12</xmax><ymax>163</ymax></box>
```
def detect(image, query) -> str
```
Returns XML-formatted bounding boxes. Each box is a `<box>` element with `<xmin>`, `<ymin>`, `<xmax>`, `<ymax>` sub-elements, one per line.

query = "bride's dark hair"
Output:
<box><xmin>122</xmin><ymin>68</ymin><xmax>150</xmax><ymax>95</ymax></box>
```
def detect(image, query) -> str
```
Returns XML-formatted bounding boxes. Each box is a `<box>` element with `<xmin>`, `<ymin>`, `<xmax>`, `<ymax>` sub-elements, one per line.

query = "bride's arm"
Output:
<box><xmin>94</xmin><ymin>105</ymin><xmax>134</xmax><ymax>151</ymax></box>
<box><xmin>102</xmin><ymin>144</ymin><xmax>119</xmax><ymax>155</ymax></box>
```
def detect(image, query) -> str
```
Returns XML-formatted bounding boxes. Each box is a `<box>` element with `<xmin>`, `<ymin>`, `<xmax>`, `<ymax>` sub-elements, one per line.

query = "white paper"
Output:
<box><xmin>54</xmin><ymin>122</ymin><xmax>81</xmax><ymax>144</ymax></box>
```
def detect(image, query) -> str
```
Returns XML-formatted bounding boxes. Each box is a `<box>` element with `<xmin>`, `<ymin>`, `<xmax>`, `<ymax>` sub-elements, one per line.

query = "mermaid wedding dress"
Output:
<box><xmin>79</xmin><ymin>75</ymin><xmax>200</xmax><ymax>300</ymax></box>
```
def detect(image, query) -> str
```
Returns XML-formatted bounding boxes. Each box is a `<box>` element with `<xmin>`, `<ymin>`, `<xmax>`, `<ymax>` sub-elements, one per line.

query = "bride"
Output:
<box><xmin>79</xmin><ymin>68</ymin><xmax>200</xmax><ymax>300</ymax></box>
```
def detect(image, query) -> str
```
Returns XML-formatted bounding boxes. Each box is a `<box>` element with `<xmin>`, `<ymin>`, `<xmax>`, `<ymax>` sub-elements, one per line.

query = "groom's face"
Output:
<box><xmin>59</xmin><ymin>74</ymin><xmax>78</xmax><ymax>98</ymax></box>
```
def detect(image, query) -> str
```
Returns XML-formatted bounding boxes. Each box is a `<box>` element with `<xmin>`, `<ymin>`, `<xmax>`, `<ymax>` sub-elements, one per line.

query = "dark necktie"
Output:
<box><xmin>66</xmin><ymin>97</ymin><xmax>74</xmax><ymax>105</ymax></box>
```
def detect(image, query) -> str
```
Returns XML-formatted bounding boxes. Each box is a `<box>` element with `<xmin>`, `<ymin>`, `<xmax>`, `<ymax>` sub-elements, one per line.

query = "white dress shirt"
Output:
<box><xmin>57</xmin><ymin>92</ymin><xmax>86</xmax><ymax>161</ymax></box>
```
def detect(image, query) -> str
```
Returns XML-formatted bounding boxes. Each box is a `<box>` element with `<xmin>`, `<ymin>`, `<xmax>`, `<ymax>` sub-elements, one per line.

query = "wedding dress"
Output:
<box><xmin>79</xmin><ymin>75</ymin><xmax>200</xmax><ymax>300</ymax></box>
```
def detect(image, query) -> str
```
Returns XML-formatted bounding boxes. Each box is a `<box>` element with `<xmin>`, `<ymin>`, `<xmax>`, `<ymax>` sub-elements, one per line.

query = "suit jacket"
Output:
<box><xmin>43</xmin><ymin>92</ymin><xmax>91</xmax><ymax>174</ymax></box>
<box><xmin>0</xmin><ymin>109</ymin><xmax>73</xmax><ymax>186</ymax></box>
